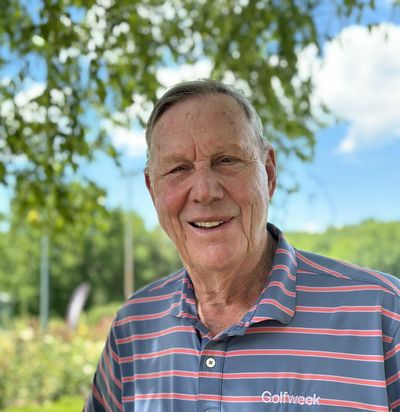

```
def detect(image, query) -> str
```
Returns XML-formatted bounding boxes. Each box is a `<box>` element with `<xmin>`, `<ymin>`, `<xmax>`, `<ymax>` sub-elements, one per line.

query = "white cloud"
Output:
<box><xmin>107</xmin><ymin>123</ymin><xmax>147</xmax><ymax>158</ymax></box>
<box><xmin>103</xmin><ymin>61</ymin><xmax>213</xmax><ymax>159</ymax></box>
<box><xmin>156</xmin><ymin>60</ymin><xmax>212</xmax><ymax>92</ymax></box>
<box><xmin>310</xmin><ymin>23</ymin><xmax>400</xmax><ymax>153</ymax></box>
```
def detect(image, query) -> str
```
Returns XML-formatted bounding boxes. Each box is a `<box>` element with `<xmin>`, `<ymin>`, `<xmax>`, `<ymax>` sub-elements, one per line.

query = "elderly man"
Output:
<box><xmin>85</xmin><ymin>79</ymin><xmax>400</xmax><ymax>411</ymax></box>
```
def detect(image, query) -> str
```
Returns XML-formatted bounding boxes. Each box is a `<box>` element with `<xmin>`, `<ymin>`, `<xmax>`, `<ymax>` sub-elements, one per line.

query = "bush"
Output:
<box><xmin>0</xmin><ymin>318</ymin><xmax>104</xmax><ymax>410</ymax></box>
<box><xmin>81</xmin><ymin>301</ymin><xmax>121</xmax><ymax>328</ymax></box>
<box><xmin>2</xmin><ymin>397</ymin><xmax>83</xmax><ymax>412</ymax></box>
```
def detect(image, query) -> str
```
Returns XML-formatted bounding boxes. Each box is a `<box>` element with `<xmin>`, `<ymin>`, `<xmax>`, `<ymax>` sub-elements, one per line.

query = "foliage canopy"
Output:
<box><xmin>0</xmin><ymin>201</ymin><xmax>181</xmax><ymax>316</ymax></box>
<box><xmin>1</xmin><ymin>0</ymin><xmax>397</xmax><ymax>219</ymax></box>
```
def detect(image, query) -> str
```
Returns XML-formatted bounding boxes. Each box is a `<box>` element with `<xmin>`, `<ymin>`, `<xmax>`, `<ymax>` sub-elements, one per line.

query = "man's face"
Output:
<box><xmin>145</xmin><ymin>94</ymin><xmax>276</xmax><ymax>274</ymax></box>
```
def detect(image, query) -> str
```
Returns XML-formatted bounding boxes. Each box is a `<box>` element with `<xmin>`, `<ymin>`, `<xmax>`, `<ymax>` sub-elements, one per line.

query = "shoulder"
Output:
<box><xmin>114</xmin><ymin>268</ymin><xmax>186</xmax><ymax>321</ymax></box>
<box><xmin>296</xmin><ymin>249</ymin><xmax>400</xmax><ymax>297</ymax></box>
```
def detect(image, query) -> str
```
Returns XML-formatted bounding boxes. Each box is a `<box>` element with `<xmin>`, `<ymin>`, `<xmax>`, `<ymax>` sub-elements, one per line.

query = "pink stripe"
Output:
<box><xmin>297</xmin><ymin>305</ymin><xmax>383</xmax><ymax>313</ymax></box>
<box><xmin>383</xmin><ymin>334</ymin><xmax>393</xmax><ymax>344</ymax></box>
<box><xmin>297</xmin><ymin>284</ymin><xmax>394</xmax><ymax>294</ymax></box>
<box><xmin>98</xmin><ymin>362</ymin><xmax>123</xmax><ymax>411</ymax></box>
<box><xmin>259</xmin><ymin>298</ymin><xmax>294</xmax><ymax>316</ymax></box>
<box><xmin>338</xmin><ymin>260</ymin><xmax>400</xmax><ymax>296</ymax></box>
<box><xmin>109</xmin><ymin>345</ymin><xmax>120</xmax><ymax>364</ymax></box>
<box><xmin>103</xmin><ymin>349</ymin><xmax>122</xmax><ymax>390</ymax></box>
<box><xmin>321</xmin><ymin>398</ymin><xmax>388</xmax><ymax>412</ymax></box>
<box><xmin>116</xmin><ymin>326</ymin><xmax>195</xmax><ymax>344</ymax></box>
<box><xmin>276</xmin><ymin>247</ymin><xmax>297</xmax><ymax>265</ymax></box>
<box><xmin>124</xmin><ymin>393</ymin><xmax>198</xmax><ymax>402</ymax></box>
<box><xmin>296</xmin><ymin>251</ymin><xmax>350</xmax><ymax>279</ymax></box>
<box><xmin>391</xmin><ymin>397</ymin><xmax>400</xmax><ymax>409</ymax></box>
<box><xmin>381</xmin><ymin>307</ymin><xmax>400</xmax><ymax>321</ymax></box>
<box><xmin>386</xmin><ymin>371</ymin><xmax>400</xmax><ymax>386</ymax></box>
<box><xmin>149</xmin><ymin>270</ymin><xmax>185</xmax><ymax>291</ymax></box>
<box><xmin>251</xmin><ymin>316</ymin><xmax>275</xmax><ymax>322</ymax></box>
<box><xmin>199</xmin><ymin>394</ymin><xmax>261</xmax><ymax>402</ymax></box>
<box><xmin>92</xmin><ymin>385</ymin><xmax>113</xmax><ymax>412</ymax></box>
<box><xmin>126</xmin><ymin>290</ymin><xmax>180</xmax><ymax>304</ymax></box>
<box><xmin>114</xmin><ymin>302</ymin><xmax>180</xmax><ymax>325</ymax></box>
<box><xmin>199</xmin><ymin>371</ymin><xmax>385</xmax><ymax>387</ymax></box>
<box><xmin>190</xmin><ymin>347</ymin><xmax>383</xmax><ymax>362</ymax></box>
<box><xmin>203</xmin><ymin>348</ymin><xmax>382</xmax><ymax>362</ymax></box>
<box><xmin>385</xmin><ymin>343</ymin><xmax>400</xmax><ymax>360</ymax></box>
<box><xmin>124</xmin><ymin>393</ymin><xmax>260</xmax><ymax>403</ymax></box>
<box><xmin>123</xmin><ymin>370</ymin><xmax>198</xmax><ymax>382</ymax></box>
<box><xmin>297</xmin><ymin>305</ymin><xmax>400</xmax><ymax>320</ymax></box>
<box><xmin>267</xmin><ymin>280</ymin><xmax>296</xmax><ymax>297</ymax></box>
<box><xmin>118</xmin><ymin>347</ymin><xmax>200</xmax><ymax>363</ymax></box>
<box><xmin>247</xmin><ymin>326</ymin><xmax>382</xmax><ymax>337</ymax></box>
<box><xmin>272</xmin><ymin>264</ymin><xmax>296</xmax><ymax>281</ymax></box>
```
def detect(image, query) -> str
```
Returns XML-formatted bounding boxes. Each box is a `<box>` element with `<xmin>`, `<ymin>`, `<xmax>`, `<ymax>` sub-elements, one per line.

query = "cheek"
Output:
<box><xmin>233</xmin><ymin>172</ymin><xmax>269</xmax><ymax>231</ymax></box>
<box><xmin>153</xmin><ymin>183</ymin><xmax>186</xmax><ymax>232</ymax></box>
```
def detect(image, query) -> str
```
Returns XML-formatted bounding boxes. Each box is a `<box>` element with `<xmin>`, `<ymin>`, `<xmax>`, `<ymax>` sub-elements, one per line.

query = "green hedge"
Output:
<box><xmin>3</xmin><ymin>397</ymin><xmax>83</xmax><ymax>412</ymax></box>
<box><xmin>0</xmin><ymin>318</ymin><xmax>106</xmax><ymax>410</ymax></box>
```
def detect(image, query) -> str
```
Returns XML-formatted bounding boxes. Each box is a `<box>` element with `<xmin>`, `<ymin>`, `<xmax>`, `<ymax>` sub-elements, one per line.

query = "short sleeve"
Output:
<box><xmin>84</xmin><ymin>323</ymin><xmax>123</xmax><ymax>412</ymax></box>
<box><xmin>386</xmin><ymin>324</ymin><xmax>400</xmax><ymax>411</ymax></box>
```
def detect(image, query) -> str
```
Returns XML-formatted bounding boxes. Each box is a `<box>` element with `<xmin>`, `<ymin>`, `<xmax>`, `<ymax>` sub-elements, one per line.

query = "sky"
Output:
<box><xmin>81</xmin><ymin>20</ymin><xmax>400</xmax><ymax>233</ymax></box>
<box><xmin>1</xmin><ymin>4</ymin><xmax>400</xmax><ymax>234</ymax></box>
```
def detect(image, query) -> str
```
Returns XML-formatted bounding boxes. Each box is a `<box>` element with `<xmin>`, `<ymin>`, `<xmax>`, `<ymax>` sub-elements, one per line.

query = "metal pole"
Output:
<box><xmin>40</xmin><ymin>232</ymin><xmax>49</xmax><ymax>333</ymax></box>
<box><xmin>123</xmin><ymin>169</ymin><xmax>141</xmax><ymax>299</ymax></box>
<box><xmin>124</xmin><ymin>211</ymin><xmax>134</xmax><ymax>299</ymax></box>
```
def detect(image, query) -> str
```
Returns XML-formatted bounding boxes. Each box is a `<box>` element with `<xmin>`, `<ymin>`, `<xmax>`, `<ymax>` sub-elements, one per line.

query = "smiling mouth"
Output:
<box><xmin>190</xmin><ymin>220</ymin><xmax>226</xmax><ymax>229</ymax></box>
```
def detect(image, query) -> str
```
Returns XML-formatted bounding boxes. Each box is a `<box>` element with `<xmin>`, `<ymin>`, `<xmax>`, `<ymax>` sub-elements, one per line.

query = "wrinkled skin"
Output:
<box><xmin>145</xmin><ymin>94</ymin><xmax>276</xmax><ymax>285</ymax></box>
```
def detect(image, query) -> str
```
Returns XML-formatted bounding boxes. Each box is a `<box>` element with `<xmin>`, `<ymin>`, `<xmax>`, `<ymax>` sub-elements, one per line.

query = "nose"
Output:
<box><xmin>189</xmin><ymin>167</ymin><xmax>224</xmax><ymax>204</ymax></box>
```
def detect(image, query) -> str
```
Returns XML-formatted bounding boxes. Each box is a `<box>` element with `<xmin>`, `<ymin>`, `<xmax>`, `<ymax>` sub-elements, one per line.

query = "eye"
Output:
<box><xmin>218</xmin><ymin>156</ymin><xmax>237</xmax><ymax>164</ymax></box>
<box><xmin>169</xmin><ymin>165</ymin><xmax>188</xmax><ymax>174</ymax></box>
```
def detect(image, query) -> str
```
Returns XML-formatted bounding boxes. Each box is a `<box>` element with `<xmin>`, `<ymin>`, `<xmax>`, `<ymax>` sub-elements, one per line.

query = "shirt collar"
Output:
<box><xmin>247</xmin><ymin>223</ymin><xmax>297</xmax><ymax>326</ymax></box>
<box><xmin>170</xmin><ymin>223</ymin><xmax>298</xmax><ymax>329</ymax></box>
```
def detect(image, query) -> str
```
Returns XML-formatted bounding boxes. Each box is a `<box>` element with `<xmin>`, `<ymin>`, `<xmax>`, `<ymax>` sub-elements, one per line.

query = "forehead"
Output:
<box><xmin>150</xmin><ymin>94</ymin><xmax>256</xmax><ymax>153</ymax></box>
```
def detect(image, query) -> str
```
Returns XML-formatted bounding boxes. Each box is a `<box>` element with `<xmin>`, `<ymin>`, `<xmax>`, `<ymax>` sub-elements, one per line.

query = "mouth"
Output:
<box><xmin>189</xmin><ymin>219</ymin><xmax>230</xmax><ymax>229</ymax></box>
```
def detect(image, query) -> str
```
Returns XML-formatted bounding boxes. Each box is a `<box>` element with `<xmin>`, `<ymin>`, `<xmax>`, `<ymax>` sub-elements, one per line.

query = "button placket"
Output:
<box><xmin>198</xmin><ymin>340</ymin><xmax>228</xmax><ymax>412</ymax></box>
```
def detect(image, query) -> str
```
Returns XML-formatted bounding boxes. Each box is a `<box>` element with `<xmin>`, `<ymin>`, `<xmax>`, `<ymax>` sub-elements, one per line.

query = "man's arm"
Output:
<box><xmin>84</xmin><ymin>324</ymin><xmax>123</xmax><ymax>412</ymax></box>
<box><xmin>386</xmin><ymin>324</ymin><xmax>400</xmax><ymax>411</ymax></box>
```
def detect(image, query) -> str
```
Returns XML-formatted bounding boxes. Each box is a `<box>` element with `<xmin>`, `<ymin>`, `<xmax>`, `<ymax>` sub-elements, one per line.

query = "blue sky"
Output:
<box><xmin>81</xmin><ymin>20</ymin><xmax>400</xmax><ymax>233</ymax></box>
<box><xmin>82</xmin><ymin>111</ymin><xmax>400</xmax><ymax>233</ymax></box>
<box><xmin>1</xmin><ymin>3</ymin><xmax>400</xmax><ymax>233</ymax></box>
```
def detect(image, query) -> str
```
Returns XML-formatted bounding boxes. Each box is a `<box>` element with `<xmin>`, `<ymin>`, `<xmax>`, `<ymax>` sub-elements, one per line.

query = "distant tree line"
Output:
<box><xmin>0</xmin><ymin>188</ymin><xmax>181</xmax><ymax>317</ymax></box>
<box><xmin>286</xmin><ymin>219</ymin><xmax>400</xmax><ymax>277</ymax></box>
<box><xmin>1</xmin><ymin>203</ymin><xmax>399</xmax><ymax>318</ymax></box>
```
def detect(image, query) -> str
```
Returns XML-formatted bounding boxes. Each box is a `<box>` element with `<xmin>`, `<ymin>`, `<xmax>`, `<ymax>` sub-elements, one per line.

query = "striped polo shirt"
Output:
<box><xmin>85</xmin><ymin>223</ymin><xmax>400</xmax><ymax>411</ymax></box>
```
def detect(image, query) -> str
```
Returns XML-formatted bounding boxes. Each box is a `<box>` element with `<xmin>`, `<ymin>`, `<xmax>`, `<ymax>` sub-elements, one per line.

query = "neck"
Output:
<box><xmin>187</xmin><ymin>232</ymin><xmax>276</xmax><ymax>336</ymax></box>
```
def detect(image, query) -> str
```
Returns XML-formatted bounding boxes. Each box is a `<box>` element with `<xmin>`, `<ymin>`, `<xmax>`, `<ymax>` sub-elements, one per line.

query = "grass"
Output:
<box><xmin>2</xmin><ymin>397</ymin><xmax>84</xmax><ymax>412</ymax></box>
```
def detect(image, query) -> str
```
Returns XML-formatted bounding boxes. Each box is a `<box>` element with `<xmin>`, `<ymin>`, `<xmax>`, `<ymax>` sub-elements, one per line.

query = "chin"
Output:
<box><xmin>188</xmin><ymin>249</ymin><xmax>242</xmax><ymax>273</ymax></box>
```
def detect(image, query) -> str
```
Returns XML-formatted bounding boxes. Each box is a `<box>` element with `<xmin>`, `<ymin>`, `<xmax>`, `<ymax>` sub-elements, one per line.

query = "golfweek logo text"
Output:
<box><xmin>261</xmin><ymin>390</ymin><xmax>321</xmax><ymax>406</ymax></box>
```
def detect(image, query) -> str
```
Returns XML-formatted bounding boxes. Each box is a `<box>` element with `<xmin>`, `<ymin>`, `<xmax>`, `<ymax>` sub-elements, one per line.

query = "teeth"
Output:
<box><xmin>193</xmin><ymin>221</ymin><xmax>224</xmax><ymax>228</ymax></box>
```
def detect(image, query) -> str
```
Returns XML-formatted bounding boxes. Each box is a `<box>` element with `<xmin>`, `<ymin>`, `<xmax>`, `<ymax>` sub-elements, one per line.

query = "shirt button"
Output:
<box><xmin>205</xmin><ymin>357</ymin><xmax>216</xmax><ymax>368</ymax></box>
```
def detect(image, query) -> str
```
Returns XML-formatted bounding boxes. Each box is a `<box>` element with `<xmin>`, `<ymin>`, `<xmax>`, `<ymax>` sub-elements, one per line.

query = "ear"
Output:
<box><xmin>144</xmin><ymin>170</ymin><xmax>155</xmax><ymax>203</ymax></box>
<box><xmin>265</xmin><ymin>145</ymin><xmax>277</xmax><ymax>199</ymax></box>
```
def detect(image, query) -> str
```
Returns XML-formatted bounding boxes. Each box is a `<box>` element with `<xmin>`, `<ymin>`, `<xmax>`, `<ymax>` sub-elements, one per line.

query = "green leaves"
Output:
<box><xmin>0</xmin><ymin>192</ymin><xmax>181</xmax><ymax>317</ymax></box>
<box><xmin>1</xmin><ymin>0</ymin><xmax>396</xmax><ymax>222</ymax></box>
<box><xmin>286</xmin><ymin>219</ymin><xmax>400</xmax><ymax>277</ymax></box>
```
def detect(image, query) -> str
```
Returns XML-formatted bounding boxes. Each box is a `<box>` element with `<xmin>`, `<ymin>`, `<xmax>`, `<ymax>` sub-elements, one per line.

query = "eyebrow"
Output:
<box><xmin>159</xmin><ymin>143</ymin><xmax>246</xmax><ymax>162</ymax></box>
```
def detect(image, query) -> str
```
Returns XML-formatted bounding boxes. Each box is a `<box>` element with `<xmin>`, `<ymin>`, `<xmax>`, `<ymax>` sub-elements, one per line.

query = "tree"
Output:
<box><xmin>1</xmin><ymin>0</ymin><xmax>398</xmax><ymax>218</ymax></box>
<box><xmin>0</xmin><ymin>183</ymin><xmax>181</xmax><ymax>316</ymax></box>
<box><xmin>285</xmin><ymin>219</ymin><xmax>400</xmax><ymax>276</ymax></box>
